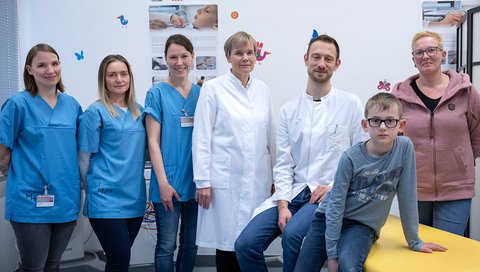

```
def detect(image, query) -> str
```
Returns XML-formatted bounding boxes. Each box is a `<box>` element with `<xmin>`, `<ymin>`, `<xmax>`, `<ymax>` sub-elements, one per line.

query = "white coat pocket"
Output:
<box><xmin>326</xmin><ymin>125</ymin><xmax>348</xmax><ymax>152</ymax></box>
<box><xmin>210</xmin><ymin>155</ymin><xmax>231</xmax><ymax>189</ymax></box>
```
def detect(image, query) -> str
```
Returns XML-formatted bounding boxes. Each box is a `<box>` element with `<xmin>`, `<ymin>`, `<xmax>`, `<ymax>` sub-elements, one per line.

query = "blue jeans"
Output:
<box><xmin>418</xmin><ymin>199</ymin><xmax>471</xmax><ymax>236</ymax></box>
<box><xmin>295</xmin><ymin>213</ymin><xmax>376</xmax><ymax>272</ymax></box>
<box><xmin>89</xmin><ymin>217</ymin><xmax>143</xmax><ymax>272</ymax></box>
<box><xmin>11</xmin><ymin>220</ymin><xmax>76</xmax><ymax>272</ymax></box>
<box><xmin>235</xmin><ymin>186</ymin><xmax>317</xmax><ymax>272</ymax></box>
<box><xmin>153</xmin><ymin>199</ymin><xmax>198</xmax><ymax>272</ymax></box>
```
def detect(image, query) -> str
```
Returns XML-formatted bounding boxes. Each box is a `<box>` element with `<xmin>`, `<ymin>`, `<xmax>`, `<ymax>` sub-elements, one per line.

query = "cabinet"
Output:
<box><xmin>457</xmin><ymin>6</ymin><xmax>480</xmax><ymax>241</ymax></box>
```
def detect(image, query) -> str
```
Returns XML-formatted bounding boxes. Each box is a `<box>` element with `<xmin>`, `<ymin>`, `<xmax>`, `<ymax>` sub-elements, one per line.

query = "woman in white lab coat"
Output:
<box><xmin>192</xmin><ymin>31</ymin><xmax>274</xmax><ymax>272</ymax></box>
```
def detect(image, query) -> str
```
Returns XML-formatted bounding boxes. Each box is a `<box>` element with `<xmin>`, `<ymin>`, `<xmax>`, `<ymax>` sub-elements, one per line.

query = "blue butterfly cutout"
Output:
<box><xmin>75</xmin><ymin>50</ymin><xmax>84</xmax><ymax>61</ymax></box>
<box><xmin>311</xmin><ymin>29</ymin><xmax>319</xmax><ymax>41</ymax></box>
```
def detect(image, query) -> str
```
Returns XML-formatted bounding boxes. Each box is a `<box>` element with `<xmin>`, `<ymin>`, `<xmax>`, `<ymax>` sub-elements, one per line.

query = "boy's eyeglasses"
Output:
<box><xmin>412</xmin><ymin>47</ymin><xmax>441</xmax><ymax>59</ymax></box>
<box><xmin>367</xmin><ymin>118</ymin><xmax>399</xmax><ymax>128</ymax></box>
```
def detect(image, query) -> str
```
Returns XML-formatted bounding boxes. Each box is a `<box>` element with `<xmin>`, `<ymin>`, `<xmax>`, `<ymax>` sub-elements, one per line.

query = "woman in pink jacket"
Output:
<box><xmin>392</xmin><ymin>31</ymin><xmax>480</xmax><ymax>236</ymax></box>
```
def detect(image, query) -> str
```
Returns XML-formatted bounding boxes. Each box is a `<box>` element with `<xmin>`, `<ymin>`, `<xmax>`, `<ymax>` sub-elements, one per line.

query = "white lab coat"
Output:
<box><xmin>192</xmin><ymin>71</ymin><xmax>274</xmax><ymax>251</ymax></box>
<box><xmin>252</xmin><ymin>88</ymin><xmax>369</xmax><ymax>218</ymax></box>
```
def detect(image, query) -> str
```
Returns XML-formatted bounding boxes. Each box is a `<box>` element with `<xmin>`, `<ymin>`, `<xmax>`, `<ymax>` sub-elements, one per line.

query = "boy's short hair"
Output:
<box><xmin>365</xmin><ymin>92</ymin><xmax>403</xmax><ymax>118</ymax></box>
<box><xmin>411</xmin><ymin>31</ymin><xmax>444</xmax><ymax>51</ymax></box>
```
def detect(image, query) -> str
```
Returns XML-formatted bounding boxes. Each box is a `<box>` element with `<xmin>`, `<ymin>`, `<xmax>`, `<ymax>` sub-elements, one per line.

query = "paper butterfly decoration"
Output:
<box><xmin>377</xmin><ymin>79</ymin><xmax>391</xmax><ymax>92</ymax></box>
<box><xmin>74</xmin><ymin>50</ymin><xmax>84</xmax><ymax>61</ymax></box>
<box><xmin>311</xmin><ymin>29</ymin><xmax>319</xmax><ymax>41</ymax></box>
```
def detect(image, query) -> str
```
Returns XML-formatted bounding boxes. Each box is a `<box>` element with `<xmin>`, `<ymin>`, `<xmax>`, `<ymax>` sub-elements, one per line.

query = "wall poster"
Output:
<box><xmin>422</xmin><ymin>1</ymin><xmax>480</xmax><ymax>71</ymax></box>
<box><xmin>149</xmin><ymin>3</ymin><xmax>219</xmax><ymax>86</ymax></box>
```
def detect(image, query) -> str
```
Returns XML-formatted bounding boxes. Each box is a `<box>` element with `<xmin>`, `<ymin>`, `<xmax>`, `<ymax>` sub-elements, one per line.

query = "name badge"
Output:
<box><xmin>36</xmin><ymin>195</ymin><xmax>55</xmax><ymax>207</ymax></box>
<box><xmin>180</xmin><ymin>116</ymin><xmax>194</xmax><ymax>127</ymax></box>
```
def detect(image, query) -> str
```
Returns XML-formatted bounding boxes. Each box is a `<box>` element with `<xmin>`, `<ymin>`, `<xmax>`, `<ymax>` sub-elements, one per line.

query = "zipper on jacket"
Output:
<box><xmin>430</xmin><ymin>111</ymin><xmax>438</xmax><ymax>200</ymax></box>
<box><xmin>429</xmin><ymin>111</ymin><xmax>434</xmax><ymax>139</ymax></box>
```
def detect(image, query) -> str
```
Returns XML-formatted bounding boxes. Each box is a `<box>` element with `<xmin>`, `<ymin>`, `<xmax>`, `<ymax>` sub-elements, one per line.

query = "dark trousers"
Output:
<box><xmin>11</xmin><ymin>221</ymin><xmax>76</xmax><ymax>272</ymax></box>
<box><xmin>89</xmin><ymin>217</ymin><xmax>143</xmax><ymax>272</ymax></box>
<box><xmin>216</xmin><ymin>249</ymin><xmax>241</xmax><ymax>272</ymax></box>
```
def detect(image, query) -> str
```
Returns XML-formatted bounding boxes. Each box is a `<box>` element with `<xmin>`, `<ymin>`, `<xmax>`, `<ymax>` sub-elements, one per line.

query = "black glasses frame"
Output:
<box><xmin>367</xmin><ymin>118</ymin><xmax>399</xmax><ymax>128</ymax></box>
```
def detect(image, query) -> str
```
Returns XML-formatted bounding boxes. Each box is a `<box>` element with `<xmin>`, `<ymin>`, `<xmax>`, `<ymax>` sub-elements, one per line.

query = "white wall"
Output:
<box><xmin>4</xmin><ymin>0</ymin><xmax>479</xmax><ymax>268</ymax></box>
<box><xmin>17</xmin><ymin>0</ymin><xmax>421</xmax><ymax>111</ymax></box>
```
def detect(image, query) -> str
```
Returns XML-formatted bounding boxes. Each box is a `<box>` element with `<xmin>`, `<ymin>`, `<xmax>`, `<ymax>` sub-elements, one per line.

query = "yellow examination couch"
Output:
<box><xmin>364</xmin><ymin>215</ymin><xmax>480</xmax><ymax>272</ymax></box>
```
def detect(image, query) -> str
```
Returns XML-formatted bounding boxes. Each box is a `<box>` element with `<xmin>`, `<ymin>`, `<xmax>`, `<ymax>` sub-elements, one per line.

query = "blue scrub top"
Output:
<box><xmin>145</xmin><ymin>82</ymin><xmax>200</xmax><ymax>202</ymax></box>
<box><xmin>78</xmin><ymin>102</ymin><xmax>147</xmax><ymax>218</ymax></box>
<box><xmin>0</xmin><ymin>91</ymin><xmax>82</xmax><ymax>223</ymax></box>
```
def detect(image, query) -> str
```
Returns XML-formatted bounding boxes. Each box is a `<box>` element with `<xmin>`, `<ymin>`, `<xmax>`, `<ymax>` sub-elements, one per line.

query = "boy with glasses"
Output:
<box><xmin>295</xmin><ymin>92</ymin><xmax>446</xmax><ymax>272</ymax></box>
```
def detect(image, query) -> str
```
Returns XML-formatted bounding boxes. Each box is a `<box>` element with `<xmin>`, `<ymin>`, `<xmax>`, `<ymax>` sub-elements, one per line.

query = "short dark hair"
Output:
<box><xmin>23</xmin><ymin>43</ymin><xmax>65</xmax><ymax>96</ymax></box>
<box><xmin>307</xmin><ymin>34</ymin><xmax>340</xmax><ymax>59</ymax></box>
<box><xmin>164</xmin><ymin>34</ymin><xmax>194</xmax><ymax>56</ymax></box>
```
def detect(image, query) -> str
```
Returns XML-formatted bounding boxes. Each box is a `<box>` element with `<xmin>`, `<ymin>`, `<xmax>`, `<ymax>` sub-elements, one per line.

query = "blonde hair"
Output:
<box><xmin>411</xmin><ymin>31</ymin><xmax>444</xmax><ymax>50</ymax></box>
<box><xmin>98</xmin><ymin>55</ymin><xmax>141</xmax><ymax>119</ymax></box>
<box><xmin>365</xmin><ymin>92</ymin><xmax>403</xmax><ymax>118</ymax></box>
<box><xmin>224</xmin><ymin>31</ymin><xmax>257</xmax><ymax>58</ymax></box>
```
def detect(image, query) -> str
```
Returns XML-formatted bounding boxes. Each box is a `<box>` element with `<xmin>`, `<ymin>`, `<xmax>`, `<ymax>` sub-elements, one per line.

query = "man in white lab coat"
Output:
<box><xmin>235</xmin><ymin>34</ymin><xmax>368</xmax><ymax>272</ymax></box>
<box><xmin>192</xmin><ymin>31</ymin><xmax>275</xmax><ymax>272</ymax></box>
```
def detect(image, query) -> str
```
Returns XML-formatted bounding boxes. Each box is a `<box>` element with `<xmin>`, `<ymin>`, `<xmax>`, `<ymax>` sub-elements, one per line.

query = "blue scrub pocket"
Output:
<box><xmin>15</xmin><ymin>180</ymin><xmax>54</xmax><ymax>217</ymax></box>
<box><xmin>88</xmin><ymin>179</ymin><xmax>121</xmax><ymax>213</ymax></box>
<box><xmin>164</xmin><ymin>164</ymin><xmax>177</xmax><ymax>186</ymax></box>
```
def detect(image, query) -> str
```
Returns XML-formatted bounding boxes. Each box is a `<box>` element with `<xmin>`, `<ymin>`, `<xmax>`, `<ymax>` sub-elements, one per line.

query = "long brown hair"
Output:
<box><xmin>23</xmin><ymin>43</ymin><xmax>65</xmax><ymax>96</ymax></box>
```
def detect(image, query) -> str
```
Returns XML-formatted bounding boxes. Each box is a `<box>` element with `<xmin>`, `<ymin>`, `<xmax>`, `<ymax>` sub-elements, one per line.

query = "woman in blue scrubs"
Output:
<box><xmin>0</xmin><ymin>44</ymin><xmax>82</xmax><ymax>272</ymax></box>
<box><xmin>145</xmin><ymin>34</ymin><xmax>200</xmax><ymax>272</ymax></box>
<box><xmin>78</xmin><ymin>55</ymin><xmax>146</xmax><ymax>272</ymax></box>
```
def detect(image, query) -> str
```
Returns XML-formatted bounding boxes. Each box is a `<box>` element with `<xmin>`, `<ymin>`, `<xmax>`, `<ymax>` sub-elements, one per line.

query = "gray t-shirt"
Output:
<box><xmin>318</xmin><ymin>136</ymin><xmax>423</xmax><ymax>259</ymax></box>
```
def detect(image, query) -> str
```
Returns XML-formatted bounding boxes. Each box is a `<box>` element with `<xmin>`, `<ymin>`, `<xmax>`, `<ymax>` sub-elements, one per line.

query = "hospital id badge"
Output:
<box><xmin>180</xmin><ymin>116</ymin><xmax>194</xmax><ymax>127</ymax></box>
<box><xmin>36</xmin><ymin>195</ymin><xmax>55</xmax><ymax>207</ymax></box>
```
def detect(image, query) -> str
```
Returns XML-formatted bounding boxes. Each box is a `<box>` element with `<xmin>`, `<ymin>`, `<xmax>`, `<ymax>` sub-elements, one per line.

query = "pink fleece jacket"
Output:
<box><xmin>393</xmin><ymin>70</ymin><xmax>480</xmax><ymax>201</ymax></box>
